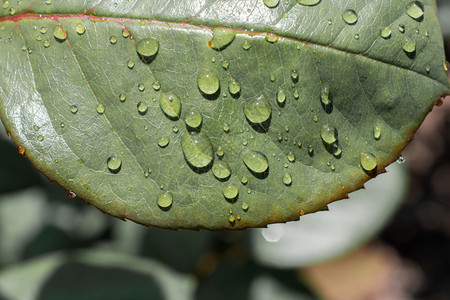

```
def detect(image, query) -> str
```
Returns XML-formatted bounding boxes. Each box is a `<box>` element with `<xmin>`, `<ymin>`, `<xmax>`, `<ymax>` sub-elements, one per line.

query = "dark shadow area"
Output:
<box><xmin>200</xmin><ymin>88</ymin><xmax>221</xmax><ymax>101</ymax></box>
<box><xmin>247</xmin><ymin>116</ymin><xmax>272</xmax><ymax>133</ymax></box>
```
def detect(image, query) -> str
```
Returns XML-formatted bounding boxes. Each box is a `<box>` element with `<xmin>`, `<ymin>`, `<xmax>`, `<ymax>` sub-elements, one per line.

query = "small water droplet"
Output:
<box><xmin>293</xmin><ymin>89</ymin><xmax>299</xmax><ymax>99</ymax></box>
<box><xmin>157</xmin><ymin>191</ymin><xmax>173</xmax><ymax>210</ymax></box>
<box><xmin>282</xmin><ymin>173</ymin><xmax>292</xmax><ymax>186</ymax></box>
<box><xmin>216</xmin><ymin>146</ymin><xmax>224</xmax><ymax>158</ymax></box>
<box><xmin>308</xmin><ymin>145</ymin><xmax>314</xmax><ymax>156</ymax></box>
<box><xmin>313</xmin><ymin>115</ymin><xmax>318</xmax><ymax>122</ymax></box>
<box><xmin>2</xmin><ymin>0</ymin><xmax>10</xmax><ymax>9</ymax></box>
<box><xmin>242</xmin><ymin>40</ymin><xmax>252</xmax><ymax>50</ymax></box>
<box><xmin>332</xmin><ymin>144</ymin><xmax>342</xmax><ymax>157</ymax></box>
<box><xmin>181</xmin><ymin>132</ymin><xmax>214</xmax><ymax>169</ymax></box>
<box><xmin>198</xmin><ymin>70</ymin><xmax>220</xmax><ymax>95</ymax></box>
<box><xmin>37</xmin><ymin>135</ymin><xmax>44</xmax><ymax>141</ymax></box>
<box><xmin>265</xmin><ymin>33</ymin><xmax>279</xmax><ymax>43</ymax></box>
<box><xmin>40</xmin><ymin>26</ymin><xmax>48</xmax><ymax>34</ymax></box>
<box><xmin>244</xmin><ymin>94</ymin><xmax>272</xmax><ymax>124</ymax></box>
<box><xmin>45</xmin><ymin>0</ymin><xmax>52</xmax><ymax>4</ymax></box>
<box><xmin>320</xmin><ymin>87</ymin><xmax>332</xmax><ymax>107</ymax></box>
<box><xmin>264</xmin><ymin>0</ymin><xmax>279</xmax><ymax>8</ymax></box>
<box><xmin>107</xmin><ymin>155</ymin><xmax>122</xmax><ymax>173</ymax></box>
<box><xmin>380</xmin><ymin>27</ymin><xmax>391</xmax><ymax>39</ymax></box>
<box><xmin>373</xmin><ymin>124</ymin><xmax>381</xmax><ymax>140</ymax></box>
<box><xmin>157</xmin><ymin>136</ymin><xmax>170</xmax><ymax>148</ymax></box>
<box><xmin>212</xmin><ymin>161</ymin><xmax>231</xmax><ymax>180</ymax></box>
<box><xmin>223</xmin><ymin>123</ymin><xmax>230</xmax><ymax>133</ymax></box>
<box><xmin>406</xmin><ymin>1</ymin><xmax>424</xmax><ymax>20</ymax></box>
<box><xmin>138</xmin><ymin>83</ymin><xmax>145</xmax><ymax>92</ymax></box>
<box><xmin>342</xmin><ymin>9</ymin><xmax>358</xmax><ymax>25</ymax></box>
<box><xmin>287</xmin><ymin>152</ymin><xmax>295</xmax><ymax>162</ymax></box>
<box><xmin>209</xmin><ymin>28</ymin><xmax>235</xmax><ymax>50</ymax></box>
<box><xmin>137</xmin><ymin>101</ymin><xmax>148</xmax><ymax>115</ymax></box>
<box><xmin>127</xmin><ymin>60</ymin><xmax>135</xmax><ymax>69</ymax></box>
<box><xmin>43</xmin><ymin>39</ymin><xmax>51</xmax><ymax>48</ymax></box>
<box><xmin>223</xmin><ymin>183</ymin><xmax>239</xmax><ymax>201</ymax></box>
<box><xmin>354</xmin><ymin>33</ymin><xmax>360</xmax><ymax>40</ymax></box>
<box><xmin>270</xmin><ymin>73</ymin><xmax>275</xmax><ymax>82</ymax></box>
<box><xmin>96</xmin><ymin>103</ymin><xmax>105</xmax><ymax>114</ymax></box>
<box><xmin>172</xmin><ymin>125</ymin><xmax>179</xmax><ymax>133</ymax></box>
<box><xmin>291</xmin><ymin>69</ymin><xmax>299</xmax><ymax>82</ymax></box>
<box><xmin>397</xmin><ymin>156</ymin><xmax>406</xmax><ymax>164</ymax></box>
<box><xmin>242</xmin><ymin>150</ymin><xmax>269</xmax><ymax>174</ymax></box>
<box><xmin>122</xmin><ymin>29</ymin><xmax>130</xmax><ymax>38</ymax></box>
<box><xmin>360</xmin><ymin>152</ymin><xmax>377</xmax><ymax>172</ymax></box>
<box><xmin>228</xmin><ymin>214</ymin><xmax>236</xmax><ymax>225</ymax></box>
<box><xmin>75</xmin><ymin>23</ymin><xmax>85</xmax><ymax>35</ymax></box>
<box><xmin>152</xmin><ymin>81</ymin><xmax>161</xmax><ymax>91</ymax></box>
<box><xmin>70</xmin><ymin>105</ymin><xmax>78</xmax><ymax>114</ymax></box>
<box><xmin>277</xmin><ymin>88</ymin><xmax>286</xmax><ymax>106</ymax></box>
<box><xmin>241</xmin><ymin>176</ymin><xmax>248</xmax><ymax>185</ymax></box>
<box><xmin>222</xmin><ymin>60</ymin><xmax>229</xmax><ymax>69</ymax></box>
<box><xmin>398</xmin><ymin>24</ymin><xmax>405</xmax><ymax>33</ymax></box>
<box><xmin>136</xmin><ymin>38</ymin><xmax>159</xmax><ymax>58</ymax></box>
<box><xmin>159</xmin><ymin>92</ymin><xmax>181</xmax><ymax>119</ymax></box>
<box><xmin>297</xmin><ymin>0</ymin><xmax>320</xmax><ymax>6</ymax></box>
<box><xmin>185</xmin><ymin>110</ymin><xmax>202</xmax><ymax>130</ymax></box>
<box><xmin>228</xmin><ymin>80</ymin><xmax>241</xmax><ymax>96</ymax></box>
<box><xmin>402</xmin><ymin>38</ymin><xmax>416</xmax><ymax>54</ymax></box>
<box><xmin>119</xmin><ymin>93</ymin><xmax>127</xmax><ymax>102</ymax></box>
<box><xmin>320</xmin><ymin>125</ymin><xmax>337</xmax><ymax>145</ymax></box>
<box><xmin>53</xmin><ymin>25</ymin><xmax>67</xmax><ymax>42</ymax></box>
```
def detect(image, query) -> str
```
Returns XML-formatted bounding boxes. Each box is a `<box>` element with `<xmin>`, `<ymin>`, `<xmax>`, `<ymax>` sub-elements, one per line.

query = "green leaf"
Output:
<box><xmin>0</xmin><ymin>0</ymin><xmax>449</xmax><ymax>229</ymax></box>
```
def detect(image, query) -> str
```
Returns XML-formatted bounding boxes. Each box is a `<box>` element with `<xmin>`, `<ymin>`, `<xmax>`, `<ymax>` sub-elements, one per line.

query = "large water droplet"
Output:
<box><xmin>342</xmin><ymin>9</ymin><xmax>358</xmax><ymax>25</ymax></box>
<box><xmin>360</xmin><ymin>152</ymin><xmax>377</xmax><ymax>172</ymax></box>
<box><xmin>263</xmin><ymin>0</ymin><xmax>279</xmax><ymax>8</ymax></box>
<box><xmin>157</xmin><ymin>136</ymin><xmax>170</xmax><ymax>148</ymax></box>
<box><xmin>198</xmin><ymin>70</ymin><xmax>220</xmax><ymax>95</ymax></box>
<box><xmin>244</xmin><ymin>94</ymin><xmax>272</xmax><ymax>124</ymax></box>
<box><xmin>107</xmin><ymin>155</ymin><xmax>122</xmax><ymax>173</ymax></box>
<box><xmin>242</xmin><ymin>150</ymin><xmax>269</xmax><ymax>174</ymax></box>
<box><xmin>136</xmin><ymin>38</ymin><xmax>159</xmax><ymax>59</ymax></box>
<box><xmin>297</xmin><ymin>0</ymin><xmax>320</xmax><ymax>5</ymax></box>
<box><xmin>185</xmin><ymin>110</ymin><xmax>202</xmax><ymax>130</ymax></box>
<box><xmin>159</xmin><ymin>92</ymin><xmax>181</xmax><ymax>119</ymax></box>
<box><xmin>157</xmin><ymin>191</ymin><xmax>173</xmax><ymax>210</ymax></box>
<box><xmin>223</xmin><ymin>183</ymin><xmax>239</xmax><ymax>201</ymax></box>
<box><xmin>320</xmin><ymin>125</ymin><xmax>337</xmax><ymax>144</ymax></box>
<box><xmin>406</xmin><ymin>1</ymin><xmax>424</xmax><ymax>20</ymax></box>
<box><xmin>53</xmin><ymin>25</ymin><xmax>67</xmax><ymax>42</ymax></box>
<box><xmin>380</xmin><ymin>27</ymin><xmax>391</xmax><ymax>39</ymax></box>
<box><xmin>137</xmin><ymin>101</ymin><xmax>148</xmax><ymax>115</ymax></box>
<box><xmin>181</xmin><ymin>132</ymin><xmax>214</xmax><ymax>169</ymax></box>
<box><xmin>210</xmin><ymin>28</ymin><xmax>235</xmax><ymax>50</ymax></box>
<box><xmin>212</xmin><ymin>161</ymin><xmax>231</xmax><ymax>180</ymax></box>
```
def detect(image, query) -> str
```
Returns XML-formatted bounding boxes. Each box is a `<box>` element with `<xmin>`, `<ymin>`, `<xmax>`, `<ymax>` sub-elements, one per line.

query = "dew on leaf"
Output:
<box><xmin>152</xmin><ymin>81</ymin><xmax>161</xmax><ymax>91</ymax></box>
<box><xmin>222</xmin><ymin>60</ymin><xmax>229</xmax><ymax>69</ymax></box>
<box><xmin>137</xmin><ymin>101</ymin><xmax>148</xmax><ymax>115</ymax></box>
<box><xmin>127</xmin><ymin>60</ymin><xmax>135</xmax><ymax>69</ymax></box>
<box><xmin>373</xmin><ymin>124</ymin><xmax>381</xmax><ymax>140</ymax></box>
<box><xmin>320</xmin><ymin>125</ymin><xmax>337</xmax><ymax>144</ymax></box>
<box><xmin>107</xmin><ymin>155</ymin><xmax>122</xmax><ymax>174</ymax></box>
<box><xmin>265</xmin><ymin>33</ymin><xmax>279</xmax><ymax>43</ymax></box>
<box><xmin>287</xmin><ymin>153</ymin><xmax>295</xmax><ymax>162</ymax></box>
<box><xmin>181</xmin><ymin>132</ymin><xmax>214</xmax><ymax>169</ymax></box>
<box><xmin>157</xmin><ymin>191</ymin><xmax>173</xmax><ymax>210</ymax></box>
<box><xmin>40</xmin><ymin>26</ymin><xmax>48</xmax><ymax>34</ymax></box>
<box><xmin>223</xmin><ymin>123</ymin><xmax>230</xmax><ymax>133</ymax></box>
<box><xmin>228</xmin><ymin>80</ymin><xmax>241</xmax><ymax>96</ymax></box>
<box><xmin>212</xmin><ymin>161</ymin><xmax>231</xmax><ymax>180</ymax></box>
<box><xmin>209</xmin><ymin>28</ymin><xmax>235</xmax><ymax>50</ymax></box>
<box><xmin>75</xmin><ymin>23</ymin><xmax>85</xmax><ymax>35</ymax></box>
<box><xmin>291</xmin><ymin>69</ymin><xmax>299</xmax><ymax>82</ymax></box>
<box><xmin>332</xmin><ymin>144</ymin><xmax>342</xmax><ymax>157</ymax></box>
<box><xmin>216</xmin><ymin>146</ymin><xmax>224</xmax><ymax>158</ymax></box>
<box><xmin>70</xmin><ymin>105</ymin><xmax>78</xmax><ymax>114</ymax></box>
<box><xmin>242</xmin><ymin>150</ymin><xmax>269</xmax><ymax>174</ymax></box>
<box><xmin>122</xmin><ymin>29</ymin><xmax>130</xmax><ymax>38</ymax></box>
<box><xmin>157</xmin><ymin>136</ymin><xmax>169</xmax><ymax>148</ymax></box>
<box><xmin>185</xmin><ymin>110</ymin><xmax>203</xmax><ymax>130</ymax></box>
<box><xmin>263</xmin><ymin>0</ymin><xmax>279</xmax><ymax>8</ymax></box>
<box><xmin>277</xmin><ymin>88</ymin><xmax>286</xmax><ymax>106</ymax></box>
<box><xmin>397</xmin><ymin>155</ymin><xmax>406</xmax><ymax>164</ymax></box>
<box><xmin>53</xmin><ymin>25</ymin><xmax>67</xmax><ymax>42</ymax></box>
<box><xmin>406</xmin><ymin>1</ymin><xmax>424</xmax><ymax>20</ymax></box>
<box><xmin>308</xmin><ymin>145</ymin><xmax>314</xmax><ymax>156</ymax></box>
<box><xmin>136</xmin><ymin>38</ymin><xmax>159</xmax><ymax>58</ymax></box>
<box><xmin>228</xmin><ymin>215</ymin><xmax>236</xmax><ymax>225</ymax></box>
<box><xmin>241</xmin><ymin>202</ymin><xmax>249</xmax><ymax>211</ymax></box>
<box><xmin>223</xmin><ymin>183</ymin><xmax>239</xmax><ymax>201</ymax></box>
<box><xmin>242</xmin><ymin>40</ymin><xmax>252</xmax><ymax>50</ymax></box>
<box><xmin>282</xmin><ymin>173</ymin><xmax>292</xmax><ymax>186</ymax></box>
<box><xmin>360</xmin><ymin>152</ymin><xmax>377</xmax><ymax>172</ymax></box>
<box><xmin>244</xmin><ymin>94</ymin><xmax>272</xmax><ymax>124</ymax></box>
<box><xmin>119</xmin><ymin>93</ymin><xmax>127</xmax><ymax>102</ymax></box>
<box><xmin>297</xmin><ymin>0</ymin><xmax>320</xmax><ymax>6</ymax></box>
<box><xmin>43</xmin><ymin>39</ymin><xmax>51</xmax><ymax>48</ymax></box>
<box><xmin>294</xmin><ymin>89</ymin><xmax>299</xmax><ymax>99</ymax></box>
<box><xmin>96</xmin><ymin>103</ymin><xmax>105</xmax><ymax>114</ymax></box>
<box><xmin>241</xmin><ymin>176</ymin><xmax>248</xmax><ymax>185</ymax></box>
<box><xmin>138</xmin><ymin>84</ymin><xmax>145</xmax><ymax>92</ymax></box>
<box><xmin>37</xmin><ymin>135</ymin><xmax>44</xmax><ymax>141</ymax></box>
<box><xmin>380</xmin><ymin>27</ymin><xmax>391</xmax><ymax>39</ymax></box>
<box><xmin>110</xmin><ymin>36</ymin><xmax>117</xmax><ymax>44</ymax></box>
<box><xmin>2</xmin><ymin>0</ymin><xmax>10</xmax><ymax>9</ymax></box>
<box><xmin>159</xmin><ymin>92</ymin><xmax>181</xmax><ymax>119</ymax></box>
<box><xmin>198</xmin><ymin>70</ymin><xmax>220</xmax><ymax>95</ymax></box>
<box><xmin>402</xmin><ymin>38</ymin><xmax>416</xmax><ymax>54</ymax></box>
<box><xmin>398</xmin><ymin>24</ymin><xmax>405</xmax><ymax>33</ymax></box>
<box><xmin>342</xmin><ymin>9</ymin><xmax>358</xmax><ymax>25</ymax></box>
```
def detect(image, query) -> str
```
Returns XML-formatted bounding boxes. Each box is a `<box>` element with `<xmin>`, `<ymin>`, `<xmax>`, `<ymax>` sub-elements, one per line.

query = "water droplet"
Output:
<box><xmin>282</xmin><ymin>173</ymin><xmax>292</xmax><ymax>185</ymax></box>
<box><xmin>109</xmin><ymin>36</ymin><xmax>117</xmax><ymax>44</ymax></box>
<box><xmin>342</xmin><ymin>9</ymin><xmax>358</xmax><ymax>25</ymax></box>
<box><xmin>291</xmin><ymin>69</ymin><xmax>299</xmax><ymax>82</ymax></box>
<box><xmin>242</xmin><ymin>150</ymin><xmax>269</xmax><ymax>174</ymax></box>
<box><xmin>397</xmin><ymin>156</ymin><xmax>406</xmax><ymax>164</ymax></box>
<box><xmin>264</xmin><ymin>0</ymin><xmax>279</xmax><ymax>8</ymax></box>
<box><xmin>137</xmin><ymin>101</ymin><xmax>148</xmax><ymax>115</ymax></box>
<box><xmin>67</xmin><ymin>190</ymin><xmax>76</xmax><ymax>198</ymax></box>
<box><xmin>2</xmin><ymin>0</ymin><xmax>10</xmax><ymax>9</ymax></box>
<box><xmin>152</xmin><ymin>81</ymin><xmax>161</xmax><ymax>91</ymax></box>
<box><xmin>242</xmin><ymin>40</ymin><xmax>252</xmax><ymax>50</ymax></box>
<box><xmin>244</xmin><ymin>94</ymin><xmax>272</xmax><ymax>124</ymax></box>
<box><xmin>37</xmin><ymin>135</ymin><xmax>44</xmax><ymax>141</ymax></box>
<box><xmin>228</xmin><ymin>214</ymin><xmax>236</xmax><ymax>225</ymax></box>
<box><xmin>332</xmin><ymin>144</ymin><xmax>342</xmax><ymax>157</ymax></box>
<box><xmin>320</xmin><ymin>87</ymin><xmax>332</xmax><ymax>107</ymax></box>
<box><xmin>402</xmin><ymin>38</ymin><xmax>416</xmax><ymax>54</ymax></box>
<box><xmin>159</xmin><ymin>92</ymin><xmax>181</xmax><ymax>119</ymax></box>
<box><xmin>406</xmin><ymin>1</ymin><xmax>424</xmax><ymax>20</ymax></box>
<box><xmin>212</xmin><ymin>161</ymin><xmax>231</xmax><ymax>180</ymax></box>
<box><xmin>40</xmin><ymin>27</ymin><xmax>48</xmax><ymax>34</ymax></box>
<box><xmin>222</xmin><ymin>60</ymin><xmax>229</xmax><ymax>69</ymax></box>
<box><xmin>380</xmin><ymin>27</ymin><xmax>391</xmax><ymax>39</ymax></box>
<box><xmin>181</xmin><ymin>132</ymin><xmax>214</xmax><ymax>169</ymax></box>
<box><xmin>122</xmin><ymin>29</ymin><xmax>130</xmax><ymax>38</ymax></box>
<box><xmin>119</xmin><ymin>93</ymin><xmax>127</xmax><ymax>102</ymax></box>
<box><xmin>107</xmin><ymin>155</ymin><xmax>122</xmax><ymax>173</ymax></box>
<box><xmin>241</xmin><ymin>176</ymin><xmax>248</xmax><ymax>185</ymax></box>
<box><xmin>43</xmin><ymin>39</ymin><xmax>51</xmax><ymax>48</ymax></box>
<box><xmin>228</xmin><ymin>80</ymin><xmax>241</xmax><ymax>96</ymax></box>
<box><xmin>320</xmin><ymin>125</ymin><xmax>337</xmax><ymax>144</ymax></box>
<box><xmin>209</xmin><ymin>28</ymin><xmax>235</xmax><ymax>50</ymax></box>
<box><xmin>360</xmin><ymin>152</ymin><xmax>377</xmax><ymax>172</ymax></box>
<box><xmin>45</xmin><ymin>0</ymin><xmax>52</xmax><ymax>4</ymax></box>
<box><xmin>172</xmin><ymin>125</ymin><xmax>179</xmax><ymax>133</ymax></box>
<box><xmin>308</xmin><ymin>145</ymin><xmax>314</xmax><ymax>156</ymax></box>
<box><xmin>287</xmin><ymin>152</ymin><xmax>295</xmax><ymax>162</ymax></box>
<box><xmin>127</xmin><ymin>60</ymin><xmax>135</xmax><ymax>69</ymax></box>
<box><xmin>223</xmin><ymin>123</ymin><xmax>230</xmax><ymax>133</ymax></box>
<box><xmin>373</xmin><ymin>124</ymin><xmax>381</xmax><ymax>140</ymax></box>
<box><xmin>223</xmin><ymin>183</ymin><xmax>239</xmax><ymax>201</ymax></box>
<box><xmin>297</xmin><ymin>0</ymin><xmax>320</xmax><ymax>6</ymax></box>
<box><xmin>270</xmin><ymin>73</ymin><xmax>275</xmax><ymax>82</ymax></box>
<box><xmin>313</xmin><ymin>115</ymin><xmax>318</xmax><ymax>122</ymax></box>
<box><xmin>70</xmin><ymin>105</ymin><xmax>78</xmax><ymax>114</ymax></box>
<box><xmin>354</xmin><ymin>33</ymin><xmax>360</xmax><ymax>40</ymax></box>
<box><xmin>136</xmin><ymin>38</ymin><xmax>159</xmax><ymax>58</ymax></box>
<box><xmin>157</xmin><ymin>191</ymin><xmax>173</xmax><ymax>210</ymax></box>
<box><xmin>398</xmin><ymin>24</ymin><xmax>405</xmax><ymax>33</ymax></box>
<box><xmin>198</xmin><ymin>70</ymin><xmax>220</xmax><ymax>95</ymax></box>
<box><xmin>293</xmin><ymin>89</ymin><xmax>299</xmax><ymax>99</ymax></box>
<box><xmin>75</xmin><ymin>23</ymin><xmax>85</xmax><ymax>35</ymax></box>
<box><xmin>53</xmin><ymin>25</ymin><xmax>67</xmax><ymax>42</ymax></box>
<box><xmin>277</xmin><ymin>88</ymin><xmax>286</xmax><ymax>106</ymax></box>
<box><xmin>157</xmin><ymin>136</ymin><xmax>170</xmax><ymax>148</ymax></box>
<box><xmin>265</xmin><ymin>33</ymin><xmax>279</xmax><ymax>43</ymax></box>
<box><xmin>185</xmin><ymin>110</ymin><xmax>202</xmax><ymax>129</ymax></box>
<box><xmin>96</xmin><ymin>103</ymin><xmax>105</xmax><ymax>114</ymax></box>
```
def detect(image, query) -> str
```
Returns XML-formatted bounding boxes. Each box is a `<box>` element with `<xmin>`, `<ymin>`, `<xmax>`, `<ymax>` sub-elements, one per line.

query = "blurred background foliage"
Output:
<box><xmin>0</xmin><ymin>2</ymin><xmax>449</xmax><ymax>299</ymax></box>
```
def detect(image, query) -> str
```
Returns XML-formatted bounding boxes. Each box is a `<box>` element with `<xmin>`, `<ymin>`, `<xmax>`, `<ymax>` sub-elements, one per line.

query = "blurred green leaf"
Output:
<box><xmin>0</xmin><ymin>0</ymin><xmax>449</xmax><ymax>229</ymax></box>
